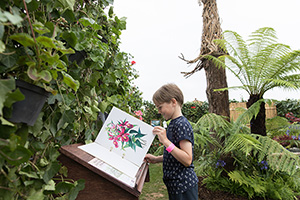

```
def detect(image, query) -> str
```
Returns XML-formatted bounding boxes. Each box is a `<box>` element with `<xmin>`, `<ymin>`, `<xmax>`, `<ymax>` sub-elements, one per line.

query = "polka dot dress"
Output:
<box><xmin>163</xmin><ymin>116</ymin><xmax>199</xmax><ymax>194</ymax></box>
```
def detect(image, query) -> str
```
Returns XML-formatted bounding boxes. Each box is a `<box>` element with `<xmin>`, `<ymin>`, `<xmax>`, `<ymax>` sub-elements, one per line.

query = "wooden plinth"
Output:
<box><xmin>58</xmin><ymin>143</ymin><xmax>149</xmax><ymax>200</ymax></box>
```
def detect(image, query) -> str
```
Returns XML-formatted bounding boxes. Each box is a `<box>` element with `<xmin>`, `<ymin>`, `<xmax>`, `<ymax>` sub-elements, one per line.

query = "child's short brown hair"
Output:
<box><xmin>152</xmin><ymin>83</ymin><xmax>184</xmax><ymax>107</ymax></box>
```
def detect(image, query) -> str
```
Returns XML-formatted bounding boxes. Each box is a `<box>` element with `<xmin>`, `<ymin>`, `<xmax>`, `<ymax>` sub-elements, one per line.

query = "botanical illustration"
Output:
<box><xmin>106</xmin><ymin>119</ymin><xmax>147</xmax><ymax>151</ymax></box>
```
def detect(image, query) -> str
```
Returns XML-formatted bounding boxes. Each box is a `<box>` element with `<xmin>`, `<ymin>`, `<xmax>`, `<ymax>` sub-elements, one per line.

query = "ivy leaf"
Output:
<box><xmin>3</xmin><ymin>11</ymin><xmax>23</xmax><ymax>25</ymax></box>
<box><xmin>55</xmin><ymin>181</ymin><xmax>74</xmax><ymax>194</ymax></box>
<box><xmin>1</xmin><ymin>51</ymin><xmax>17</xmax><ymax>69</ymax></box>
<box><xmin>61</xmin><ymin>71</ymin><xmax>80</xmax><ymax>92</ymax></box>
<box><xmin>19</xmin><ymin>171</ymin><xmax>39</xmax><ymax>179</ymax></box>
<box><xmin>40</xmin><ymin>70</ymin><xmax>52</xmax><ymax>82</ymax></box>
<box><xmin>3</xmin><ymin>88</ymin><xmax>24</xmax><ymax>108</ymax></box>
<box><xmin>0</xmin><ymin>78</ymin><xmax>15</xmax><ymax>115</ymax></box>
<box><xmin>68</xmin><ymin>179</ymin><xmax>85</xmax><ymax>200</ymax></box>
<box><xmin>10</xmin><ymin>33</ymin><xmax>35</xmax><ymax>47</ymax></box>
<box><xmin>44</xmin><ymin>179</ymin><xmax>56</xmax><ymax>191</ymax></box>
<box><xmin>58</xmin><ymin>0</ymin><xmax>76</xmax><ymax>11</ymax></box>
<box><xmin>58</xmin><ymin>47</ymin><xmax>75</xmax><ymax>55</ymax></box>
<box><xmin>27</xmin><ymin>188</ymin><xmax>44</xmax><ymax>200</ymax></box>
<box><xmin>83</xmin><ymin>106</ymin><xmax>93</xmax><ymax>115</ymax></box>
<box><xmin>99</xmin><ymin>101</ymin><xmax>109</xmax><ymax>113</ymax></box>
<box><xmin>62</xmin><ymin>9</ymin><xmax>76</xmax><ymax>23</ymax></box>
<box><xmin>57</xmin><ymin>110</ymin><xmax>75</xmax><ymax>130</ymax></box>
<box><xmin>40</xmin><ymin>52</ymin><xmax>60</xmax><ymax>65</ymax></box>
<box><xmin>33</xmin><ymin>22</ymin><xmax>50</xmax><ymax>35</ymax></box>
<box><xmin>108</xmin><ymin>6</ymin><xmax>114</xmax><ymax>18</ymax></box>
<box><xmin>27</xmin><ymin>65</ymin><xmax>39</xmax><ymax>81</ymax></box>
<box><xmin>107</xmin><ymin>95</ymin><xmax>119</xmax><ymax>104</ymax></box>
<box><xmin>2</xmin><ymin>146</ymin><xmax>32</xmax><ymax>165</ymax></box>
<box><xmin>62</xmin><ymin>31</ymin><xmax>77</xmax><ymax>48</ymax></box>
<box><xmin>90</xmin><ymin>50</ymin><xmax>105</xmax><ymax>62</ymax></box>
<box><xmin>36</xmin><ymin>36</ymin><xmax>56</xmax><ymax>48</ymax></box>
<box><xmin>43</xmin><ymin>161</ymin><xmax>61</xmax><ymax>183</ymax></box>
<box><xmin>0</xmin><ymin>117</ymin><xmax>14</xmax><ymax>126</ymax></box>
<box><xmin>79</xmin><ymin>17</ymin><xmax>94</xmax><ymax>27</ymax></box>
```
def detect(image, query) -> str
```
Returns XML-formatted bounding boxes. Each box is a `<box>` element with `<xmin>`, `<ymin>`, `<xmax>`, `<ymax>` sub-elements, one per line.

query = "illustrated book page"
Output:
<box><xmin>79</xmin><ymin>106</ymin><xmax>155</xmax><ymax>186</ymax></box>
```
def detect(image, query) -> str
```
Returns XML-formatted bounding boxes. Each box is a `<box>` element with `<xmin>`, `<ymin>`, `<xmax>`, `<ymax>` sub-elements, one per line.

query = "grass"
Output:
<box><xmin>140</xmin><ymin>163</ymin><xmax>168</xmax><ymax>200</ymax></box>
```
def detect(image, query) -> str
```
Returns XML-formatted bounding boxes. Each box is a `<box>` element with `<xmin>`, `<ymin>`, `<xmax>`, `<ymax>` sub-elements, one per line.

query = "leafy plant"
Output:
<box><xmin>0</xmin><ymin>0</ymin><xmax>144</xmax><ymax>199</ymax></box>
<box><xmin>182</xmin><ymin>101</ymin><xmax>208</xmax><ymax>123</ymax></box>
<box><xmin>275</xmin><ymin>99</ymin><xmax>300</xmax><ymax>118</ymax></box>
<box><xmin>193</xmin><ymin>99</ymin><xmax>300</xmax><ymax>199</ymax></box>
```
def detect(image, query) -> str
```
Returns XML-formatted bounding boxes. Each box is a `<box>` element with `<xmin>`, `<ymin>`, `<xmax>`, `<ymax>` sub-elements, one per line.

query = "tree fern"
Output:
<box><xmin>209</xmin><ymin>27</ymin><xmax>300</xmax><ymax>97</ymax></box>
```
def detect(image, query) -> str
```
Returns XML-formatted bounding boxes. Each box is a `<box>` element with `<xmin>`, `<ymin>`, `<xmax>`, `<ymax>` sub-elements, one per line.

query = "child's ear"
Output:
<box><xmin>171</xmin><ymin>98</ymin><xmax>177</xmax><ymax>105</ymax></box>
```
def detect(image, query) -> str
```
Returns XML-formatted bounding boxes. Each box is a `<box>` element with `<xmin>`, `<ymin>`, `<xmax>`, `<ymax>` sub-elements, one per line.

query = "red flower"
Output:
<box><xmin>191</xmin><ymin>106</ymin><xmax>196</xmax><ymax>109</ymax></box>
<box><xmin>131</xmin><ymin>61</ymin><xmax>136</xmax><ymax>65</ymax></box>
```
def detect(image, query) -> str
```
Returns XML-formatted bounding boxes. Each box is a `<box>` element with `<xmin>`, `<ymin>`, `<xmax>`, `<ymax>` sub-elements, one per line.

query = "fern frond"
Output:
<box><xmin>248</xmin><ymin>27</ymin><xmax>277</xmax><ymax>54</ymax></box>
<box><xmin>224</xmin><ymin>133</ymin><xmax>261</xmax><ymax>155</ymax></box>
<box><xmin>232</xmin><ymin>99</ymin><xmax>264</xmax><ymax>133</ymax></box>
<box><xmin>213</xmin><ymin>39</ymin><xmax>227</xmax><ymax>53</ymax></box>
<box><xmin>255</xmin><ymin>135</ymin><xmax>300</xmax><ymax>175</ymax></box>
<box><xmin>196</xmin><ymin>113</ymin><xmax>230</xmax><ymax>133</ymax></box>
<box><xmin>228</xmin><ymin>170</ymin><xmax>266</xmax><ymax>198</ymax></box>
<box><xmin>202</xmin><ymin>54</ymin><xmax>227</xmax><ymax>69</ymax></box>
<box><xmin>223</xmin><ymin>30</ymin><xmax>250</xmax><ymax>67</ymax></box>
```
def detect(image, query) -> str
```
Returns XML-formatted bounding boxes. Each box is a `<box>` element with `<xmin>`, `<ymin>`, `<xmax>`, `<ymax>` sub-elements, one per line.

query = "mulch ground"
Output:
<box><xmin>198</xmin><ymin>177</ymin><xmax>300</xmax><ymax>200</ymax></box>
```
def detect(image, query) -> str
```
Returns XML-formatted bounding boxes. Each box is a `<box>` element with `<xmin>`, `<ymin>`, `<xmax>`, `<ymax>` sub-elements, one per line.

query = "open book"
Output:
<box><xmin>79</xmin><ymin>107</ymin><xmax>155</xmax><ymax>187</ymax></box>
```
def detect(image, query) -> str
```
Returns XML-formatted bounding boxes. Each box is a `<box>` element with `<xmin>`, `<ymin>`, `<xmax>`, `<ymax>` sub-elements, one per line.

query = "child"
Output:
<box><xmin>144</xmin><ymin>83</ymin><xmax>198</xmax><ymax>200</ymax></box>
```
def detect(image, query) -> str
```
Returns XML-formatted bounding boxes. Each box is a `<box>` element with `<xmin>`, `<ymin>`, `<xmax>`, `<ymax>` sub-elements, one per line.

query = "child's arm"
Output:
<box><xmin>144</xmin><ymin>154</ymin><xmax>163</xmax><ymax>164</ymax></box>
<box><xmin>153</xmin><ymin>126</ymin><xmax>193</xmax><ymax>167</ymax></box>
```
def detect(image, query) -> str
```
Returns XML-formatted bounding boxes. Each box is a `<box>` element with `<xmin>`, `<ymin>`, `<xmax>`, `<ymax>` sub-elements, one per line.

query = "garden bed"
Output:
<box><xmin>198</xmin><ymin>176</ymin><xmax>249</xmax><ymax>200</ymax></box>
<box><xmin>198</xmin><ymin>176</ymin><xmax>300</xmax><ymax>200</ymax></box>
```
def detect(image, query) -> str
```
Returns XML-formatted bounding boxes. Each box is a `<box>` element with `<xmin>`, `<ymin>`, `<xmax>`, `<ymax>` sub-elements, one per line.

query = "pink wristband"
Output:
<box><xmin>166</xmin><ymin>143</ymin><xmax>175</xmax><ymax>153</ymax></box>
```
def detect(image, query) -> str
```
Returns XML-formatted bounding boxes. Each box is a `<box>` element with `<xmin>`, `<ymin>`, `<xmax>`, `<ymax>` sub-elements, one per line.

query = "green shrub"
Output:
<box><xmin>275</xmin><ymin>99</ymin><xmax>300</xmax><ymax>118</ymax></box>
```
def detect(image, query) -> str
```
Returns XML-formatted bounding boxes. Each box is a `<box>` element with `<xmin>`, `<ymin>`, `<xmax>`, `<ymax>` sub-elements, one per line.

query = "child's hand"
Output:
<box><xmin>153</xmin><ymin>126</ymin><xmax>168</xmax><ymax>145</ymax></box>
<box><xmin>144</xmin><ymin>154</ymin><xmax>161</xmax><ymax>164</ymax></box>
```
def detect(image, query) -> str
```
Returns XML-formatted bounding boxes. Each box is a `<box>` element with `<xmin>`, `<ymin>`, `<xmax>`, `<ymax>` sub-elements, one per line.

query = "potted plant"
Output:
<box><xmin>1</xmin><ymin>0</ymin><xmax>79</xmax><ymax>125</ymax></box>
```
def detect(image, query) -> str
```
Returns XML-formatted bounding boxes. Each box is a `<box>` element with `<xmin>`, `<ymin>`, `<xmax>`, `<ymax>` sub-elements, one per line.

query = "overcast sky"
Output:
<box><xmin>113</xmin><ymin>0</ymin><xmax>300</xmax><ymax>102</ymax></box>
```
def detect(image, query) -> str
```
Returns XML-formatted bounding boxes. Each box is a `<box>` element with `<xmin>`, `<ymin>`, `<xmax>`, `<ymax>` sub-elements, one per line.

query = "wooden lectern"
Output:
<box><xmin>58</xmin><ymin>143</ymin><xmax>150</xmax><ymax>200</ymax></box>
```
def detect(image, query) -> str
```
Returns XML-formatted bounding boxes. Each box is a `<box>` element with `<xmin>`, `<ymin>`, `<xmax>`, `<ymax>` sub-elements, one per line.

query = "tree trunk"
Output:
<box><xmin>246</xmin><ymin>95</ymin><xmax>266</xmax><ymax>136</ymax></box>
<box><xmin>201</xmin><ymin>0</ymin><xmax>230</xmax><ymax>118</ymax></box>
<box><xmin>203</xmin><ymin>59</ymin><xmax>229</xmax><ymax>117</ymax></box>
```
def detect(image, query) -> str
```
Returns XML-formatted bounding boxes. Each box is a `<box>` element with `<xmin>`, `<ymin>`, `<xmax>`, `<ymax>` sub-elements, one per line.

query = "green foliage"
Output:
<box><xmin>194</xmin><ymin>99</ymin><xmax>300</xmax><ymax>199</ymax></box>
<box><xmin>211</xmin><ymin>27</ymin><xmax>300</xmax><ymax>98</ymax></box>
<box><xmin>275</xmin><ymin>99</ymin><xmax>300</xmax><ymax>118</ymax></box>
<box><xmin>182</xmin><ymin>101</ymin><xmax>209</xmax><ymax>123</ymax></box>
<box><xmin>0</xmin><ymin>0</ymin><xmax>143</xmax><ymax>199</ymax></box>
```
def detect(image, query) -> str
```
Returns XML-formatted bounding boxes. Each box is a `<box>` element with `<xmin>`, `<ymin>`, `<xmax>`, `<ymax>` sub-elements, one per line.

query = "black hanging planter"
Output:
<box><xmin>8</xmin><ymin>80</ymin><xmax>50</xmax><ymax>126</ymax></box>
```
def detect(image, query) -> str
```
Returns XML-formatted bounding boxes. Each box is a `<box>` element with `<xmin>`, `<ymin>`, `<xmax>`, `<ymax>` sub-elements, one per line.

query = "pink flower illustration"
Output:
<box><xmin>106</xmin><ymin>119</ymin><xmax>146</xmax><ymax>151</ymax></box>
<box><xmin>113</xmin><ymin>139</ymin><xmax>119</xmax><ymax>148</ymax></box>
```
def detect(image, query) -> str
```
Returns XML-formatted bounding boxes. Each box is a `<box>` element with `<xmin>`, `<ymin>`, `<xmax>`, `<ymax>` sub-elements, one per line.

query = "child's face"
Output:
<box><xmin>155</xmin><ymin>100</ymin><xmax>176</xmax><ymax>121</ymax></box>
